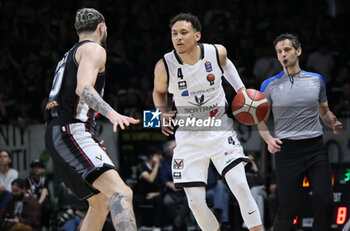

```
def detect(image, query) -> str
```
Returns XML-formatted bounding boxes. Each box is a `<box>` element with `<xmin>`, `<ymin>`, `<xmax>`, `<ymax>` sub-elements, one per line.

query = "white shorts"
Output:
<box><xmin>172</xmin><ymin>129</ymin><xmax>250</xmax><ymax>189</ymax></box>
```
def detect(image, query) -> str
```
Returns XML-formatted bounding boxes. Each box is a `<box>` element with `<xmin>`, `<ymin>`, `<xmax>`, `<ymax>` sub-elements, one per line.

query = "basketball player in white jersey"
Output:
<box><xmin>153</xmin><ymin>13</ymin><xmax>263</xmax><ymax>231</ymax></box>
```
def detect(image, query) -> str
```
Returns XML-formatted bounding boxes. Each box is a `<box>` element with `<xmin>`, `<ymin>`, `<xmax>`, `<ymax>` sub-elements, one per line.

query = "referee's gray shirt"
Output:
<box><xmin>260</xmin><ymin>70</ymin><xmax>327</xmax><ymax>140</ymax></box>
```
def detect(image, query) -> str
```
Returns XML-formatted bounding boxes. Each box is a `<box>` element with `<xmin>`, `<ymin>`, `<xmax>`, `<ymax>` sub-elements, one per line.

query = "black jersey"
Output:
<box><xmin>45</xmin><ymin>40</ymin><xmax>105</xmax><ymax>126</ymax></box>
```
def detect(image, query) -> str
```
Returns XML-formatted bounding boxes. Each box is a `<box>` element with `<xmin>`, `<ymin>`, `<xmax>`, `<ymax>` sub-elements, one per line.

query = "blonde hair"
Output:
<box><xmin>74</xmin><ymin>8</ymin><xmax>105</xmax><ymax>33</ymax></box>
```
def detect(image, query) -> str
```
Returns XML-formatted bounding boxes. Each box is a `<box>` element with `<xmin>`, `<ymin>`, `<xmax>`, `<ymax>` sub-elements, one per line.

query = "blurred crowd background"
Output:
<box><xmin>0</xmin><ymin>0</ymin><xmax>350</xmax><ymax>128</ymax></box>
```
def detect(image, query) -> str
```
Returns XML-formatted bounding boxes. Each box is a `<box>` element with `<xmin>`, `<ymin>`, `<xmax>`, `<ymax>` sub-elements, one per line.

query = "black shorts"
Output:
<box><xmin>45</xmin><ymin>122</ymin><xmax>116</xmax><ymax>200</ymax></box>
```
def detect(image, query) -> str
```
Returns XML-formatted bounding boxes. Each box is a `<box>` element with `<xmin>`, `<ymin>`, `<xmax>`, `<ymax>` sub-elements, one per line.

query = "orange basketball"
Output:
<box><xmin>231</xmin><ymin>89</ymin><xmax>269</xmax><ymax>125</ymax></box>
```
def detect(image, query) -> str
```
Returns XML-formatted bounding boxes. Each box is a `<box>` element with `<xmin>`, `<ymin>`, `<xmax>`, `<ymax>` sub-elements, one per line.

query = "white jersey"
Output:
<box><xmin>163</xmin><ymin>44</ymin><xmax>249</xmax><ymax>187</ymax></box>
<box><xmin>164</xmin><ymin>43</ymin><xmax>232</xmax><ymax>131</ymax></box>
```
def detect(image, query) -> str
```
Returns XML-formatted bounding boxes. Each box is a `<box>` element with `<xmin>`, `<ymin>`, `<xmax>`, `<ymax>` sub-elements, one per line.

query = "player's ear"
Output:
<box><xmin>195</xmin><ymin>31</ymin><xmax>201</xmax><ymax>42</ymax></box>
<box><xmin>296</xmin><ymin>47</ymin><xmax>302</xmax><ymax>57</ymax></box>
<box><xmin>97</xmin><ymin>23</ymin><xmax>104</xmax><ymax>36</ymax></box>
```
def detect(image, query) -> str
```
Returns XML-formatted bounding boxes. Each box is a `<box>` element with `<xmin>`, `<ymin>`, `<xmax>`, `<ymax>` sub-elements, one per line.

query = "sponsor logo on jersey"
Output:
<box><xmin>205</xmin><ymin>61</ymin><xmax>212</xmax><ymax>72</ymax></box>
<box><xmin>207</xmin><ymin>74</ymin><xmax>215</xmax><ymax>85</ymax></box>
<box><xmin>195</xmin><ymin>95</ymin><xmax>204</xmax><ymax>105</ymax></box>
<box><xmin>224</xmin><ymin>150</ymin><xmax>234</xmax><ymax>156</ymax></box>
<box><xmin>173</xmin><ymin>159</ymin><xmax>184</xmax><ymax>169</ymax></box>
<box><xmin>228</xmin><ymin>136</ymin><xmax>235</xmax><ymax>145</ymax></box>
<box><xmin>178</xmin><ymin>81</ymin><xmax>187</xmax><ymax>90</ymax></box>
<box><xmin>184</xmin><ymin>103</ymin><xmax>218</xmax><ymax>113</ymax></box>
<box><xmin>210</xmin><ymin>108</ymin><xmax>218</xmax><ymax>117</ymax></box>
<box><xmin>190</xmin><ymin>87</ymin><xmax>215</xmax><ymax>96</ymax></box>
<box><xmin>173</xmin><ymin>172</ymin><xmax>181</xmax><ymax>179</ymax></box>
<box><xmin>226</xmin><ymin>158</ymin><xmax>234</xmax><ymax>164</ymax></box>
<box><xmin>143</xmin><ymin>109</ymin><xmax>161</xmax><ymax>128</ymax></box>
<box><xmin>181</xmin><ymin>90</ymin><xmax>189</xmax><ymax>97</ymax></box>
<box><xmin>187</xmin><ymin>95</ymin><xmax>214</xmax><ymax>107</ymax></box>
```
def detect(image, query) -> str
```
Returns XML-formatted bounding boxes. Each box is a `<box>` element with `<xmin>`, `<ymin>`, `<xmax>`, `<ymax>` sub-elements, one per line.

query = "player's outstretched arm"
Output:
<box><xmin>153</xmin><ymin>59</ymin><xmax>175</xmax><ymax>136</ymax></box>
<box><xmin>215</xmin><ymin>44</ymin><xmax>245</xmax><ymax>93</ymax></box>
<box><xmin>76</xmin><ymin>43</ymin><xmax>139</xmax><ymax>132</ymax></box>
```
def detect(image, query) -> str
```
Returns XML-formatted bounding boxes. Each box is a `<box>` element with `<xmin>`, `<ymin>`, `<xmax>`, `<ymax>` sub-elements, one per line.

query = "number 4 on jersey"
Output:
<box><xmin>177</xmin><ymin>68</ymin><xmax>184</xmax><ymax>79</ymax></box>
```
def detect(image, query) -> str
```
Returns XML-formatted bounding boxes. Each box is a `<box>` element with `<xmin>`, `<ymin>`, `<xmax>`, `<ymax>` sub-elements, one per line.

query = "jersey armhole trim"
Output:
<box><xmin>162</xmin><ymin>56</ymin><xmax>170</xmax><ymax>86</ymax></box>
<box><xmin>213</xmin><ymin>44</ymin><xmax>224</xmax><ymax>74</ymax></box>
<box><xmin>73</xmin><ymin>40</ymin><xmax>94</xmax><ymax>67</ymax></box>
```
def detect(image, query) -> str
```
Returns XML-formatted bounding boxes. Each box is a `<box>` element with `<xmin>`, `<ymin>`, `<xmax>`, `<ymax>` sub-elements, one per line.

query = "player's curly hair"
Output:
<box><xmin>273</xmin><ymin>33</ymin><xmax>301</xmax><ymax>50</ymax></box>
<box><xmin>169</xmin><ymin>13</ymin><xmax>202</xmax><ymax>32</ymax></box>
<box><xmin>74</xmin><ymin>8</ymin><xmax>105</xmax><ymax>33</ymax></box>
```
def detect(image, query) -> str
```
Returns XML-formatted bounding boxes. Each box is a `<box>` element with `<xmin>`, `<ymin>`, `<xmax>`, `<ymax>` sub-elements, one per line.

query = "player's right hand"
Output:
<box><xmin>267</xmin><ymin>137</ymin><xmax>282</xmax><ymax>154</ymax></box>
<box><xmin>161</xmin><ymin>110</ymin><xmax>176</xmax><ymax>136</ymax></box>
<box><xmin>107</xmin><ymin>111</ymin><xmax>140</xmax><ymax>132</ymax></box>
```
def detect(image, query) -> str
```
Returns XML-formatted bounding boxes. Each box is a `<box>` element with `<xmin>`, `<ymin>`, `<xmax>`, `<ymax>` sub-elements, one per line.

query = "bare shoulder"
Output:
<box><xmin>154</xmin><ymin>58</ymin><xmax>166</xmax><ymax>75</ymax></box>
<box><xmin>155</xmin><ymin>58</ymin><xmax>165</xmax><ymax>70</ymax></box>
<box><xmin>76</xmin><ymin>42</ymin><xmax>106</xmax><ymax>65</ymax></box>
<box><xmin>214</xmin><ymin>44</ymin><xmax>227</xmax><ymax>66</ymax></box>
<box><xmin>153</xmin><ymin>58</ymin><xmax>168</xmax><ymax>92</ymax></box>
<box><xmin>214</xmin><ymin>44</ymin><xmax>227</xmax><ymax>56</ymax></box>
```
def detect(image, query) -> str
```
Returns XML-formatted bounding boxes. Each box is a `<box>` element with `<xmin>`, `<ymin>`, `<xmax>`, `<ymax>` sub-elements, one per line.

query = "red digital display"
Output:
<box><xmin>336</xmin><ymin>207</ymin><xmax>347</xmax><ymax>225</ymax></box>
<box><xmin>293</xmin><ymin>216</ymin><xmax>298</xmax><ymax>225</ymax></box>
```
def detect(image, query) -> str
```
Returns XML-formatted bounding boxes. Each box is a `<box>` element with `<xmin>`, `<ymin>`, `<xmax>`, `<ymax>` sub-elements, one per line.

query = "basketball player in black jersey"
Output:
<box><xmin>45</xmin><ymin>8</ymin><xmax>138</xmax><ymax>231</ymax></box>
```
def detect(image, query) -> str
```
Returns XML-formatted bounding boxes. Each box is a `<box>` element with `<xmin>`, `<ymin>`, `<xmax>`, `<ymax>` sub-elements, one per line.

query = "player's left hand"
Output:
<box><xmin>332</xmin><ymin>117</ymin><xmax>342</xmax><ymax>134</ymax></box>
<box><xmin>107</xmin><ymin>111</ymin><xmax>140</xmax><ymax>132</ymax></box>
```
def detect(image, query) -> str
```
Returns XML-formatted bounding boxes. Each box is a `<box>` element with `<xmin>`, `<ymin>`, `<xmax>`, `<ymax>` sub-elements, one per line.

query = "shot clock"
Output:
<box><xmin>296</xmin><ymin>163</ymin><xmax>350</xmax><ymax>230</ymax></box>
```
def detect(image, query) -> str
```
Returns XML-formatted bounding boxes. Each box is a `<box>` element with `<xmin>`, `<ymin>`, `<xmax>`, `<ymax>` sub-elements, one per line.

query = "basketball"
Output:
<box><xmin>231</xmin><ymin>89</ymin><xmax>269</xmax><ymax>125</ymax></box>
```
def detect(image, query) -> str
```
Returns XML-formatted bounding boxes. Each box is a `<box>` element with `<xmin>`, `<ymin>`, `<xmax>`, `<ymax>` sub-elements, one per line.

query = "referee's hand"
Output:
<box><xmin>332</xmin><ymin>117</ymin><xmax>342</xmax><ymax>134</ymax></box>
<box><xmin>267</xmin><ymin>138</ymin><xmax>282</xmax><ymax>154</ymax></box>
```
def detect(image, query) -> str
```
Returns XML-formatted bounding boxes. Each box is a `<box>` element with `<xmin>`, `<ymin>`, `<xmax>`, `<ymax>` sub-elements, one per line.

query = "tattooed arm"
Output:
<box><xmin>75</xmin><ymin>42</ymin><xmax>139</xmax><ymax>131</ymax></box>
<box><xmin>80</xmin><ymin>85</ymin><xmax>113</xmax><ymax>118</ymax></box>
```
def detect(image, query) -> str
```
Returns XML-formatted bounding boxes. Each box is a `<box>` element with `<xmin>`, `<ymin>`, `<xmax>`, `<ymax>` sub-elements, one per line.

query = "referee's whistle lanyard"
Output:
<box><xmin>285</xmin><ymin>66</ymin><xmax>301</xmax><ymax>88</ymax></box>
<box><xmin>284</xmin><ymin>64</ymin><xmax>294</xmax><ymax>88</ymax></box>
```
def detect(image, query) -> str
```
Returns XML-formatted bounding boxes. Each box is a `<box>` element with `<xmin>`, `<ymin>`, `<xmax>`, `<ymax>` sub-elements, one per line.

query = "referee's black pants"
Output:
<box><xmin>273</xmin><ymin>136</ymin><xmax>333</xmax><ymax>231</ymax></box>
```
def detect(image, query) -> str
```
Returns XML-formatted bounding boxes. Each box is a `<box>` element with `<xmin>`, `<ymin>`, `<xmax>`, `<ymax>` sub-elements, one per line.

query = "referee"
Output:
<box><xmin>257</xmin><ymin>33</ymin><xmax>343</xmax><ymax>231</ymax></box>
